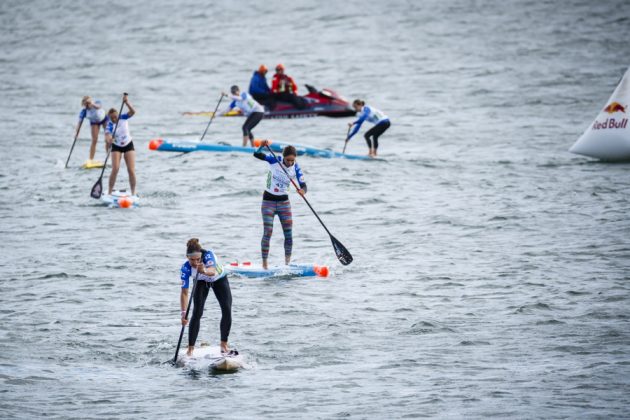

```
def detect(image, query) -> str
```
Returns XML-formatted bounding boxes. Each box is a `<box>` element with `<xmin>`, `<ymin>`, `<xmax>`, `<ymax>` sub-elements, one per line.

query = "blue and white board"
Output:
<box><xmin>149</xmin><ymin>138</ymin><xmax>372</xmax><ymax>160</ymax></box>
<box><xmin>100</xmin><ymin>190</ymin><xmax>139</xmax><ymax>208</ymax></box>
<box><xmin>224</xmin><ymin>262</ymin><xmax>329</xmax><ymax>278</ymax></box>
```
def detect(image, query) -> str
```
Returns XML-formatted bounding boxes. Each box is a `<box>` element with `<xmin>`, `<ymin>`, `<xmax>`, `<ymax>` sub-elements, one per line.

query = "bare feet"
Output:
<box><xmin>186</xmin><ymin>346</ymin><xmax>194</xmax><ymax>357</ymax></box>
<box><xmin>285</xmin><ymin>256</ymin><xmax>291</xmax><ymax>265</ymax></box>
<box><xmin>262</xmin><ymin>259</ymin><xmax>268</xmax><ymax>270</ymax></box>
<box><xmin>220</xmin><ymin>341</ymin><xmax>229</xmax><ymax>354</ymax></box>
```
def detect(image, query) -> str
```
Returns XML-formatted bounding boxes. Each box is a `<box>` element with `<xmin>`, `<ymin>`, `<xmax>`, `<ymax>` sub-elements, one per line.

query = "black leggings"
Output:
<box><xmin>242</xmin><ymin>112</ymin><xmax>264</xmax><ymax>140</ymax></box>
<box><xmin>188</xmin><ymin>276</ymin><xmax>232</xmax><ymax>346</ymax></box>
<box><xmin>364</xmin><ymin>121</ymin><xmax>391</xmax><ymax>150</ymax></box>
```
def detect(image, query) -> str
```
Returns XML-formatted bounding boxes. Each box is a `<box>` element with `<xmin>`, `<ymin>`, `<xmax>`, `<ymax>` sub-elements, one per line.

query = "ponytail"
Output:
<box><xmin>186</xmin><ymin>238</ymin><xmax>202</xmax><ymax>254</ymax></box>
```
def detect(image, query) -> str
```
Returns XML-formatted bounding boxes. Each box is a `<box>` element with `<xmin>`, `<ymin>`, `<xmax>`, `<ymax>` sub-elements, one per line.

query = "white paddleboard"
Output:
<box><xmin>176</xmin><ymin>345</ymin><xmax>243</xmax><ymax>372</ymax></box>
<box><xmin>100</xmin><ymin>190</ymin><xmax>139</xmax><ymax>208</ymax></box>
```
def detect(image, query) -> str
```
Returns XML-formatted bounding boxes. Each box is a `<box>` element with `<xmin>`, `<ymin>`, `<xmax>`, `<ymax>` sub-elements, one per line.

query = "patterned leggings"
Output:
<box><xmin>261</xmin><ymin>199</ymin><xmax>293</xmax><ymax>260</ymax></box>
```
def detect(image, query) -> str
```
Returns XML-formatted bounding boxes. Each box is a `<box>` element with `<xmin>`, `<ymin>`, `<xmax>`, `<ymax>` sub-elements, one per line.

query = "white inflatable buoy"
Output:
<box><xmin>570</xmin><ymin>67</ymin><xmax>630</xmax><ymax>161</ymax></box>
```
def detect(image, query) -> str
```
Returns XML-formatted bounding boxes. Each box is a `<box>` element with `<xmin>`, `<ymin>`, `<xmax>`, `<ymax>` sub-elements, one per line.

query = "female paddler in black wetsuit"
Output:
<box><xmin>179</xmin><ymin>238</ymin><xmax>232</xmax><ymax>355</ymax></box>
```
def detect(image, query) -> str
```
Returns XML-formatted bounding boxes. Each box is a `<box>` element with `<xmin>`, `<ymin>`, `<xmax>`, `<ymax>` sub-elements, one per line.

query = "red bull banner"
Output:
<box><xmin>570</xmin><ymin>67</ymin><xmax>630</xmax><ymax>161</ymax></box>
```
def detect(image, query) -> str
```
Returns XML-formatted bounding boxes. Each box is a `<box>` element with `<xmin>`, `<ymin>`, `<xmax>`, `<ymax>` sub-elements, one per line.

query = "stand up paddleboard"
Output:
<box><xmin>176</xmin><ymin>345</ymin><xmax>243</xmax><ymax>372</ymax></box>
<box><xmin>224</xmin><ymin>261</ymin><xmax>329</xmax><ymax>278</ymax></box>
<box><xmin>100</xmin><ymin>190</ymin><xmax>139</xmax><ymax>208</ymax></box>
<box><xmin>148</xmin><ymin>138</ymin><xmax>372</xmax><ymax>161</ymax></box>
<box><xmin>570</xmin><ymin>67</ymin><xmax>630</xmax><ymax>161</ymax></box>
<box><xmin>81</xmin><ymin>160</ymin><xmax>105</xmax><ymax>169</ymax></box>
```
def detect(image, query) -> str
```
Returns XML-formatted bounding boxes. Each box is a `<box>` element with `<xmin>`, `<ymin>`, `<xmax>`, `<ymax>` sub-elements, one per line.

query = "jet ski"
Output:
<box><xmin>183</xmin><ymin>85</ymin><xmax>356</xmax><ymax>119</ymax></box>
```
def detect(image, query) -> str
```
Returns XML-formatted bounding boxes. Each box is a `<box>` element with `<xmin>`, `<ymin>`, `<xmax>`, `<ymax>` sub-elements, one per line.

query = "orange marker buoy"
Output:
<box><xmin>253</xmin><ymin>139</ymin><xmax>272</xmax><ymax>148</ymax></box>
<box><xmin>148</xmin><ymin>138</ymin><xmax>163</xmax><ymax>150</ymax></box>
<box><xmin>314</xmin><ymin>265</ymin><xmax>329</xmax><ymax>277</ymax></box>
<box><xmin>118</xmin><ymin>196</ymin><xmax>132</xmax><ymax>208</ymax></box>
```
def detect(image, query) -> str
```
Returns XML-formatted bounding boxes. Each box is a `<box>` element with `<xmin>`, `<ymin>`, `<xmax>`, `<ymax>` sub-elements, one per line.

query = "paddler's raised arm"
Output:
<box><xmin>254</xmin><ymin>139</ymin><xmax>270</xmax><ymax>160</ymax></box>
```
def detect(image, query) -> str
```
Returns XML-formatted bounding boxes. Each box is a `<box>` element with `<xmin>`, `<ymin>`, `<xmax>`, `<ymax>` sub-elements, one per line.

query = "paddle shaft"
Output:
<box><xmin>199</xmin><ymin>94</ymin><xmax>226</xmax><ymax>143</ymax></box>
<box><xmin>342</xmin><ymin>125</ymin><xmax>351</xmax><ymax>154</ymax></box>
<box><xmin>90</xmin><ymin>94</ymin><xmax>127</xmax><ymax>198</ymax></box>
<box><xmin>173</xmin><ymin>273</ymin><xmax>199</xmax><ymax>365</ymax></box>
<box><xmin>65</xmin><ymin>108</ymin><xmax>87</xmax><ymax>168</ymax></box>
<box><xmin>264</xmin><ymin>144</ymin><xmax>333</xmax><ymax>237</ymax></box>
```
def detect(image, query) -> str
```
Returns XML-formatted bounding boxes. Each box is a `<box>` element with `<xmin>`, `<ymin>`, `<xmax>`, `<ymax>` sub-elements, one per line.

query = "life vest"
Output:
<box><xmin>277</xmin><ymin>75</ymin><xmax>294</xmax><ymax>94</ymax></box>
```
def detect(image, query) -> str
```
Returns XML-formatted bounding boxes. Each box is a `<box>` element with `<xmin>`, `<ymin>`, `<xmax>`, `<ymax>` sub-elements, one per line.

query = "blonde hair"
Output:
<box><xmin>81</xmin><ymin>96</ymin><xmax>91</xmax><ymax>106</ymax></box>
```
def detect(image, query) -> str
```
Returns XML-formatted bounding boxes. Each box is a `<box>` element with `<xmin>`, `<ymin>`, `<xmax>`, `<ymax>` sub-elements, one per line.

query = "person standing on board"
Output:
<box><xmin>347</xmin><ymin>99</ymin><xmax>391</xmax><ymax>157</ymax></box>
<box><xmin>248</xmin><ymin>64</ymin><xmax>274</xmax><ymax>109</ymax></box>
<box><xmin>222</xmin><ymin>85</ymin><xmax>265</xmax><ymax>147</ymax></box>
<box><xmin>77</xmin><ymin>96</ymin><xmax>107</xmax><ymax>164</ymax></box>
<box><xmin>105</xmin><ymin>94</ymin><xmax>137</xmax><ymax>195</ymax></box>
<box><xmin>180</xmin><ymin>238</ymin><xmax>233</xmax><ymax>355</ymax></box>
<box><xmin>271</xmin><ymin>64</ymin><xmax>306</xmax><ymax>109</ymax></box>
<box><xmin>253</xmin><ymin>141</ymin><xmax>307</xmax><ymax>269</ymax></box>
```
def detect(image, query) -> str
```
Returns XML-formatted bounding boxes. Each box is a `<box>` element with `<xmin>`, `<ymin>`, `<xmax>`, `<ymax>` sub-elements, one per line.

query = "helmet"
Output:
<box><xmin>275</xmin><ymin>63</ymin><xmax>285</xmax><ymax>71</ymax></box>
<box><xmin>230</xmin><ymin>85</ymin><xmax>239</xmax><ymax>94</ymax></box>
<box><xmin>258</xmin><ymin>64</ymin><xmax>268</xmax><ymax>73</ymax></box>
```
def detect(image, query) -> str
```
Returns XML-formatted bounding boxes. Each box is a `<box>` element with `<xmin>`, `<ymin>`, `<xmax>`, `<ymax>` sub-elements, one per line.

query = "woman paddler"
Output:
<box><xmin>347</xmin><ymin>99</ymin><xmax>391</xmax><ymax>157</ymax></box>
<box><xmin>180</xmin><ymin>238</ymin><xmax>233</xmax><ymax>355</ymax></box>
<box><xmin>76</xmin><ymin>95</ymin><xmax>108</xmax><ymax>165</ymax></box>
<box><xmin>253</xmin><ymin>141</ymin><xmax>307</xmax><ymax>269</ymax></box>
<box><xmin>222</xmin><ymin>85</ymin><xmax>265</xmax><ymax>147</ymax></box>
<box><xmin>105</xmin><ymin>94</ymin><xmax>137</xmax><ymax>195</ymax></box>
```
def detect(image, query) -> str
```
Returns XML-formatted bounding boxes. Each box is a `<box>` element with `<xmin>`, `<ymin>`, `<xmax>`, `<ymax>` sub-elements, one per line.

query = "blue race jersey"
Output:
<box><xmin>348</xmin><ymin>106</ymin><xmax>390</xmax><ymax>139</ymax></box>
<box><xmin>180</xmin><ymin>250</ymin><xmax>226</xmax><ymax>288</ymax></box>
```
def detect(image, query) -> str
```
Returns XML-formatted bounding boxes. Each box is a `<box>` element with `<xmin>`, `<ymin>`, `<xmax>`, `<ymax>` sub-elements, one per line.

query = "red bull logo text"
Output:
<box><xmin>592</xmin><ymin>118</ymin><xmax>628</xmax><ymax>130</ymax></box>
<box><xmin>603</xmin><ymin>101</ymin><xmax>626</xmax><ymax>114</ymax></box>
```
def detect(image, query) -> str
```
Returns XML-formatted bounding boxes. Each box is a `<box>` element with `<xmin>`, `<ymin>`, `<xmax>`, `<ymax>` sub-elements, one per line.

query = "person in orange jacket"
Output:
<box><xmin>271</xmin><ymin>64</ymin><xmax>306</xmax><ymax>109</ymax></box>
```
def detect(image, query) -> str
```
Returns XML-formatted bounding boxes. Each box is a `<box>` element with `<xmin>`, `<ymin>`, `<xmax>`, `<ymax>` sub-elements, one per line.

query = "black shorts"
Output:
<box><xmin>111</xmin><ymin>141</ymin><xmax>135</xmax><ymax>153</ymax></box>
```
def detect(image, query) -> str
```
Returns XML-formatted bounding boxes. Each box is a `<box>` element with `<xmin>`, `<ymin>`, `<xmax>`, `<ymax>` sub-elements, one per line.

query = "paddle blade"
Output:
<box><xmin>90</xmin><ymin>179</ymin><xmax>102</xmax><ymax>199</ymax></box>
<box><xmin>331</xmin><ymin>235</ymin><xmax>353</xmax><ymax>265</ymax></box>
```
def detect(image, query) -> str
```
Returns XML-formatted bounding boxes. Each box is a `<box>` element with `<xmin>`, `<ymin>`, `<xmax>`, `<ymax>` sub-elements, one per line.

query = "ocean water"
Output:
<box><xmin>1</xmin><ymin>0</ymin><xmax>629</xmax><ymax>418</ymax></box>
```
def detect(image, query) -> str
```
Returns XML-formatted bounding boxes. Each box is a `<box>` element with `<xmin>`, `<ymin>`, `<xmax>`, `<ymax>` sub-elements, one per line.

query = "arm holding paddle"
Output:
<box><xmin>254</xmin><ymin>140</ymin><xmax>307</xmax><ymax>196</ymax></box>
<box><xmin>346</xmin><ymin>112</ymin><xmax>366</xmax><ymax>140</ymax></box>
<box><xmin>219</xmin><ymin>92</ymin><xmax>237</xmax><ymax>116</ymax></box>
<box><xmin>180</xmin><ymin>288</ymin><xmax>189</xmax><ymax>326</ymax></box>
<box><xmin>123</xmin><ymin>94</ymin><xmax>135</xmax><ymax>117</ymax></box>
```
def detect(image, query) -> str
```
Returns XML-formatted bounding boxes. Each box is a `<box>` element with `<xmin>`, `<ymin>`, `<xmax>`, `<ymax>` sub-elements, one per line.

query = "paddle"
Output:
<box><xmin>200</xmin><ymin>93</ymin><xmax>226</xmax><ymax>142</ymax></box>
<box><xmin>264</xmin><ymin>144</ymin><xmax>353</xmax><ymax>265</ymax></box>
<box><xmin>90</xmin><ymin>94</ymin><xmax>126</xmax><ymax>199</ymax></box>
<box><xmin>342</xmin><ymin>125</ymin><xmax>351</xmax><ymax>154</ymax></box>
<box><xmin>172</xmin><ymin>93</ymin><xmax>226</xmax><ymax>158</ymax></box>
<box><xmin>65</xmin><ymin>107</ymin><xmax>87</xmax><ymax>168</ymax></box>
<box><xmin>172</xmin><ymin>271</ymin><xmax>200</xmax><ymax>366</ymax></box>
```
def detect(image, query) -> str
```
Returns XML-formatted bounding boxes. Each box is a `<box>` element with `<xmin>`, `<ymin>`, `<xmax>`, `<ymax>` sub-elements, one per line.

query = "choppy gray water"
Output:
<box><xmin>1</xmin><ymin>0</ymin><xmax>629</xmax><ymax>418</ymax></box>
